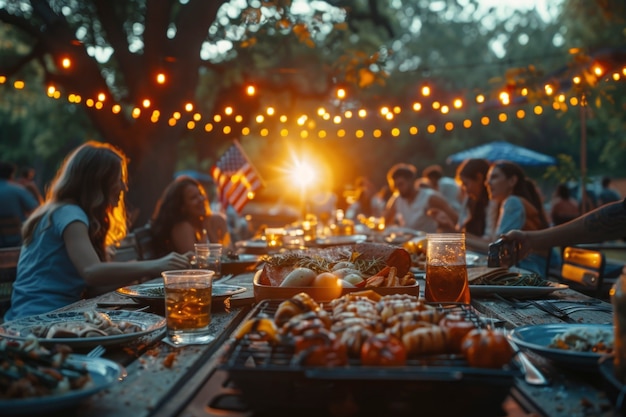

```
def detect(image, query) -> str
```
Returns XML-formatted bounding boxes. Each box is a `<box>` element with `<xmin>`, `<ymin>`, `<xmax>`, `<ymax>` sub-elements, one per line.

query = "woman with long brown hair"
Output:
<box><xmin>5</xmin><ymin>141</ymin><xmax>190</xmax><ymax>320</ymax></box>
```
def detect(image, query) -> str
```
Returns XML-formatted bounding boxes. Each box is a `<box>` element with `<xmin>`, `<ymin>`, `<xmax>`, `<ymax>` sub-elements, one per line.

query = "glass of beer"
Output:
<box><xmin>162</xmin><ymin>269</ymin><xmax>215</xmax><ymax>345</ymax></box>
<box><xmin>424</xmin><ymin>233</ymin><xmax>471</xmax><ymax>304</ymax></box>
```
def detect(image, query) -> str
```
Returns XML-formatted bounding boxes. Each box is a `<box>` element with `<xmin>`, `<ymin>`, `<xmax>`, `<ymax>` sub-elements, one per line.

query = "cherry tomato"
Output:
<box><xmin>461</xmin><ymin>328</ymin><xmax>513</xmax><ymax>369</ymax></box>
<box><xmin>439</xmin><ymin>313</ymin><xmax>477</xmax><ymax>352</ymax></box>
<box><xmin>361</xmin><ymin>333</ymin><xmax>406</xmax><ymax>366</ymax></box>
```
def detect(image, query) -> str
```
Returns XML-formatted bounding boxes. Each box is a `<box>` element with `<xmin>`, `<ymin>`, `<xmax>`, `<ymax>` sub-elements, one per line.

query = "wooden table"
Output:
<box><xmin>37</xmin><ymin>272</ymin><xmax>619</xmax><ymax>417</ymax></box>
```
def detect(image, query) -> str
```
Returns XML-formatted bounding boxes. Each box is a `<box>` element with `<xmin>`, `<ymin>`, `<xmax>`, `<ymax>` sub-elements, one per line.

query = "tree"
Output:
<box><xmin>1</xmin><ymin>0</ymin><xmax>622</xmax><ymax>227</ymax></box>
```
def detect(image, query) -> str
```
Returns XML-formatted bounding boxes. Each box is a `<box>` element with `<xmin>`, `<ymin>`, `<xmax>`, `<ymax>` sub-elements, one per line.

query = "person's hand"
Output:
<box><xmin>426</xmin><ymin>208</ymin><xmax>455</xmax><ymax>232</ymax></box>
<box><xmin>500</xmin><ymin>230</ymin><xmax>532</xmax><ymax>262</ymax></box>
<box><xmin>157</xmin><ymin>252</ymin><xmax>192</xmax><ymax>271</ymax></box>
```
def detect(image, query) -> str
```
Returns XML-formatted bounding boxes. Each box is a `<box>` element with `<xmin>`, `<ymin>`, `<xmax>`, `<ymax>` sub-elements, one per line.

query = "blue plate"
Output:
<box><xmin>0</xmin><ymin>310</ymin><xmax>166</xmax><ymax>349</ymax></box>
<box><xmin>508</xmin><ymin>323</ymin><xmax>613</xmax><ymax>370</ymax></box>
<box><xmin>0</xmin><ymin>354</ymin><xmax>124</xmax><ymax>415</ymax></box>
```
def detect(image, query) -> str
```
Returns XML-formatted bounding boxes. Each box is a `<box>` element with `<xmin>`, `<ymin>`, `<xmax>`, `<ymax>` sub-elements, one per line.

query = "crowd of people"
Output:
<box><xmin>2</xmin><ymin>140</ymin><xmax>624</xmax><ymax>320</ymax></box>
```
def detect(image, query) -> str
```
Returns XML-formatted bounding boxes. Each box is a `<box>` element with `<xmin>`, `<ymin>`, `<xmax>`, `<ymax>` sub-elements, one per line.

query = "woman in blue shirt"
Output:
<box><xmin>5</xmin><ymin>141</ymin><xmax>191</xmax><ymax>320</ymax></box>
<box><xmin>466</xmin><ymin>160</ymin><xmax>550</xmax><ymax>275</ymax></box>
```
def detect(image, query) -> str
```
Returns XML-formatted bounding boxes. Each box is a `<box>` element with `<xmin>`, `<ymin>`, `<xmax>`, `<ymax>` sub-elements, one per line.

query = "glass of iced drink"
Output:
<box><xmin>162</xmin><ymin>269</ymin><xmax>215</xmax><ymax>345</ymax></box>
<box><xmin>424</xmin><ymin>233</ymin><xmax>470</xmax><ymax>304</ymax></box>
<box><xmin>194</xmin><ymin>243</ymin><xmax>222</xmax><ymax>278</ymax></box>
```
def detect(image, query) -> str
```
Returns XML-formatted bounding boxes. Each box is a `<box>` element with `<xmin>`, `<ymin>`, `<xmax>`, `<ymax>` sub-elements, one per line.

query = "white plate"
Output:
<box><xmin>116</xmin><ymin>281</ymin><xmax>247</xmax><ymax>304</ymax></box>
<box><xmin>0</xmin><ymin>354</ymin><xmax>124</xmax><ymax>415</ymax></box>
<box><xmin>0</xmin><ymin>310</ymin><xmax>166</xmax><ymax>349</ymax></box>
<box><xmin>508</xmin><ymin>323</ymin><xmax>613</xmax><ymax>369</ymax></box>
<box><xmin>235</xmin><ymin>239</ymin><xmax>267</xmax><ymax>249</ymax></box>
<box><xmin>469</xmin><ymin>282</ymin><xmax>568</xmax><ymax>298</ymax></box>
<box><xmin>315</xmin><ymin>234</ymin><xmax>368</xmax><ymax>247</ymax></box>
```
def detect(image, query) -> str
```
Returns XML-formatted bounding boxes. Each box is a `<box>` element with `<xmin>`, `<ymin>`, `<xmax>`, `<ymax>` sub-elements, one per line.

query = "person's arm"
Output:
<box><xmin>205</xmin><ymin>214</ymin><xmax>232</xmax><ymax>248</ymax></box>
<box><xmin>64</xmin><ymin>222</ymin><xmax>191</xmax><ymax>288</ymax></box>
<box><xmin>503</xmin><ymin>199</ymin><xmax>626</xmax><ymax>260</ymax></box>
<box><xmin>428</xmin><ymin>193</ymin><xmax>459</xmax><ymax>226</ymax></box>
<box><xmin>170</xmin><ymin>221</ymin><xmax>198</xmax><ymax>253</ymax></box>
<box><xmin>383</xmin><ymin>196</ymin><xmax>398</xmax><ymax>226</ymax></box>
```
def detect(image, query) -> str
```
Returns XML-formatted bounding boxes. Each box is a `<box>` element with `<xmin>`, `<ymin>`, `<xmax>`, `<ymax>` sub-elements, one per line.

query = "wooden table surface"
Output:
<box><xmin>30</xmin><ymin>271</ymin><xmax>620</xmax><ymax>417</ymax></box>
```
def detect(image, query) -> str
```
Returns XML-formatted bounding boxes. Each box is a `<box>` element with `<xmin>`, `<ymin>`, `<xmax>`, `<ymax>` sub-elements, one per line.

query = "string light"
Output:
<box><xmin>1</xmin><ymin>59</ymin><xmax>624</xmax><ymax>140</ymax></box>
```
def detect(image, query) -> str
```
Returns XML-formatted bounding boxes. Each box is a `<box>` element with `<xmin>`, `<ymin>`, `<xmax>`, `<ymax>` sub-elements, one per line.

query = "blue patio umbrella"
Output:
<box><xmin>446</xmin><ymin>141</ymin><xmax>557</xmax><ymax>167</ymax></box>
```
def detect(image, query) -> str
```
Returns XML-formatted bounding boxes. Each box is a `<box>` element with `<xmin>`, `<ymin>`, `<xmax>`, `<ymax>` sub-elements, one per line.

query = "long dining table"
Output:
<box><xmin>24</xmin><ymin>267</ymin><xmax>621</xmax><ymax>417</ymax></box>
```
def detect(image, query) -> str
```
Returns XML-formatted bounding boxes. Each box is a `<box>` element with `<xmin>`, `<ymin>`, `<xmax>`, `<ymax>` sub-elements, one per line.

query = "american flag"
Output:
<box><xmin>211</xmin><ymin>140</ymin><xmax>263</xmax><ymax>213</ymax></box>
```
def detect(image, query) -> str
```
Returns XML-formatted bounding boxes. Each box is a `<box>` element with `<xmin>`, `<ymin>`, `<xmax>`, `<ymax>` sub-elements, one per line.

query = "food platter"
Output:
<box><xmin>469</xmin><ymin>282</ymin><xmax>568</xmax><ymax>298</ymax></box>
<box><xmin>116</xmin><ymin>281</ymin><xmax>247</xmax><ymax>306</ymax></box>
<box><xmin>508</xmin><ymin>323</ymin><xmax>613</xmax><ymax>369</ymax></box>
<box><xmin>0</xmin><ymin>354</ymin><xmax>124</xmax><ymax>415</ymax></box>
<box><xmin>0</xmin><ymin>310</ymin><xmax>166</xmax><ymax>349</ymax></box>
<box><xmin>253</xmin><ymin>269</ymin><xmax>419</xmax><ymax>302</ymax></box>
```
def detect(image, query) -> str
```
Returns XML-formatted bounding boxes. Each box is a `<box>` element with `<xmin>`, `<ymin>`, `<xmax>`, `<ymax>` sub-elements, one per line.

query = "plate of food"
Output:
<box><xmin>468</xmin><ymin>267</ymin><xmax>568</xmax><ymax>298</ymax></box>
<box><xmin>235</xmin><ymin>239</ymin><xmax>268</xmax><ymax>254</ymax></box>
<box><xmin>0</xmin><ymin>310</ymin><xmax>166</xmax><ymax>349</ymax></box>
<box><xmin>508</xmin><ymin>323</ymin><xmax>613</xmax><ymax>369</ymax></box>
<box><xmin>116</xmin><ymin>281</ymin><xmax>247</xmax><ymax>305</ymax></box>
<box><xmin>0</xmin><ymin>339</ymin><xmax>124</xmax><ymax>415</ymax></box>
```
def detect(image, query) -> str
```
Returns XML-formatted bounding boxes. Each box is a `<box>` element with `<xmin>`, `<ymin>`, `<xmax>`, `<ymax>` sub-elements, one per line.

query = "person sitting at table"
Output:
<box><xmin>466</xmin><ymin>160</ymin><xmax>550</xmax><ymax>275</ymax></box>
<box><xmin>383</xmin><ymin>163</ymin><xmax>458</xmax><ymax>233</ymax></box>
<box><xmin>549</xmin><ymin>183</ymin><xmax>580</xmax><ymax>226</ymax></box>
<box><xmin>150</xmin><ymin>175</ymin><xmax>231</xmax><ymax>257</ymax></box>
<box><xmin>345</xmin><ymin>176</ymin><xmax>385</xmax><ymax>220</ymax></box>
<box><xmin>4</xmin><ymin>141</ymin><xmax>191</xmax><ymax>321</ymax></box>
<box><xmin>422</xmin><ymin>164</ymin><xmax>462</xmax><ymax>214</ymax></box>
<box><xmin>428</xmin><ymin>158</ymin><xmax>491</xmax><ymax>237</ymax></box>
<box><xmin>0</xmin><ymin>161</ymin><xmax>39</xmax><ymax>248</ymax></box>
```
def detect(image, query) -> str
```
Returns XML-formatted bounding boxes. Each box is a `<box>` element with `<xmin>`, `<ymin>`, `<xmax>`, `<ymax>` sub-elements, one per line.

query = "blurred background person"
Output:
<box><xmin>384</xmin><ymin>163</ymin><xmax>458</xmax><ymax>233</ymax></box>
<box><xmin>549</xmin><ymin>183</ymin><xmax>580</xmax><ymax>226</ymax></box>
<box><xmin>5</xmin><ymin>142</ymin><xmax>191</xmax><ymax>320</ymax></box>
<box><xmin>0</xmin><ymin>161</ymin><xmax>39</xmax><ymax>248</ymax></box>
<box><xmin>150</xmin><ymin>175</ymin><xmax>232</xmax><ymax>257</ymax></box>
<box><xmin>599</xmin><ymin>176</ymin><xmax>621</xmax><ymax>206</ymax></box>
<box><xmin>345</xmin><ymin>176</ymin><xmax>385</xmax><ymax>220</ymax></box>
<box><xmin>429</xmin><ymin>158</ymin><xmax>490</xmax><ymax>237</ymax></box>
<box><xmin>422</xmin><ymin>164</ymin><xmax>462</xmax><ymax>214</ymax></box>
<box><xmin>16</xmin><ymin>166</ymin><xmax>43</xmax><ymax>205</ymax></box>
<box><xmin>466</xmin><ymin>160</ymin><xmax>550</xmax><ymax>275</ymax></box>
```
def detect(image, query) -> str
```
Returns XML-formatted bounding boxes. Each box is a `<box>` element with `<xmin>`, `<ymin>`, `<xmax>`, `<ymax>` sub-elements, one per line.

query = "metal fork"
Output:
<box><xmin>554</xmin><ymin>304</ymin><xmax>613</xmax><ymax>314</ymax></box>
<box><xmin>86</xmin><ymin>345</ymin><xmax>106</xmax><ymax>358</ymax></box>
<box><xmin>526</xmin><ymin>299</ymin><xmax>576</xmax><ymax>323</ymax></box>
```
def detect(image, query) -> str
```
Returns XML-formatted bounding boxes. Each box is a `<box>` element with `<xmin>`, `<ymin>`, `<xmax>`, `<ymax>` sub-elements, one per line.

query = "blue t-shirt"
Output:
<box><xmin>496</xmin><ymin>196</ymin><xmax>547</xmax><ymax>276</ymax></box>
<box><xmin>5</xmin><ymin>204</ymin><xmax>89</xmax><ymax>320</ymax></box>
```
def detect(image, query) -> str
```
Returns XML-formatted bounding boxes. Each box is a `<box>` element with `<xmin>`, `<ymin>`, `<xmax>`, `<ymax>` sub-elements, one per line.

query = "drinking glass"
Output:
<box><xmin>162</xmin><ymin>269</ymin><xmax>215</xmax><ymax>345</ymax></box>
<box><xmin>264</xmin><ymin>227</ymin><xmax>286</xmax><ymax>249</ymax></box>
<box><xmin>194</xmin><ymin>243</ymin><xmax>222</xmax><ymax>277</ymax></box>
<box><xmin>424</xmin><ymin>233</ymin><xmax>470</xmax><ymax>304</ymax></box>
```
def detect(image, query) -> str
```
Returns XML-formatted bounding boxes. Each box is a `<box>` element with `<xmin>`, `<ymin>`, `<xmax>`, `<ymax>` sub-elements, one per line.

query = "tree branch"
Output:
<box><xmin>92</xmin><ymin>0</ymin><xmax>139</xmax><ymax>97</ymax></box>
